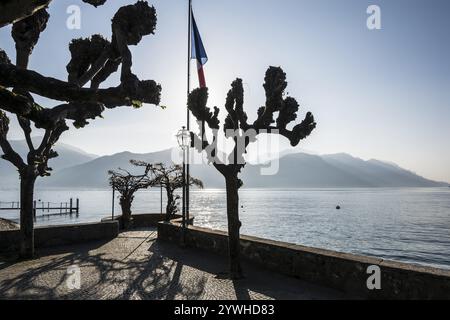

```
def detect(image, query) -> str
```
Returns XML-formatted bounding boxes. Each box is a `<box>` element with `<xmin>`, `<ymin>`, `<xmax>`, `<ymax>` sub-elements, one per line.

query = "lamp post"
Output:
<box><xmin>176</xmin><ymin>126</ymin><xmax>191</xmax><ymax>229</ymax></box>
<box><xmin>111</xmin><ymin>181</ymin><xmax>115</xmax><ymax>220</ymax></box>
<box><xmin>160</xmin><ymin>183</ymin><xmax>163</xmax><ymax>214</ymax></box>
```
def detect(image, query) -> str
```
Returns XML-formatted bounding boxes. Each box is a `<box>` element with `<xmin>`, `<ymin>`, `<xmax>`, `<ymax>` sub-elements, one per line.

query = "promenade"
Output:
<box><xmin>0</xmin><ymin>228</ymin><xmax>347</xmax><ymax>300</ymax></box>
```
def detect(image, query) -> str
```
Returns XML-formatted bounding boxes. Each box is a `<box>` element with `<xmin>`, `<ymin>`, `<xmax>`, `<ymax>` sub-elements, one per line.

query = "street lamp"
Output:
<box><xmin>176</xmin><ymin>126</ymin><xmax>191</xmax><ymax>229</ymax></box>
<box><xmin>176</xmin><ymin>126</ymin><xmax>191</xmax><ymax>150</ymax></box>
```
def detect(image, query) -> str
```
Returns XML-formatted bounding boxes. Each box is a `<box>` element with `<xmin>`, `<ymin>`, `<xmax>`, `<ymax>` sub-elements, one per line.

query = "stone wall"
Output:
<box><xmin>0</xmin><ymin>221</ymin><xmax>119</xmax><ymax>253</ymax></box>
<box><xmin>157</xmin><ymin>221</ymin><xmax>450</xmax><ymax>299</ymax></box>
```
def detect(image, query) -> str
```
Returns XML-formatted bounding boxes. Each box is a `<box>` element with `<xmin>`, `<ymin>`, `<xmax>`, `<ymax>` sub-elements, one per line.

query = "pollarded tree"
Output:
<box><xmin>187</xmin><ymin>66</ymin><xmax>316</xmax><ymax>278</ymax></box>
<box><xmin>0</xmin><ymin>1</ymin><xmax>162</xmax><ymax>258</ymax></box>
<box><xmin>144</xmin><ymin>162</ymin><xmax>203</xmax><ymax>221</ymax></box>
<box><xmin>108</xmin><ymin>160</ymin><xmax>156</xmax><ymax>229</ymax></box>
<box><xmin>0</xmin><ymin>0</ymin><xmax>107</xmax><ymax>28</ymax></box>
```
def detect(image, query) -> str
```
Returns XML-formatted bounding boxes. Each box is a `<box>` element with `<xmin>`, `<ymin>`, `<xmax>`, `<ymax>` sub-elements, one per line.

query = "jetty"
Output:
<box><xmin>0</xmin><ymin>198</ymin><xmax>80</xmax><ymax>220</ymax></box>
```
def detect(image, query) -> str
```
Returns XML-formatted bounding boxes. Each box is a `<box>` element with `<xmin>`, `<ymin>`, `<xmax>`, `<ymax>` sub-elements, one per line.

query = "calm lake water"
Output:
<box><xmin>1</xmin><ymin>188</ymin><xmax>449</xmax><ymax>270</ymax></box>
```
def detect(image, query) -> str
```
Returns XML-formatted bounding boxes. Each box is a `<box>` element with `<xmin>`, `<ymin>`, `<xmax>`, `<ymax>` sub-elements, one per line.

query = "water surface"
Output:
<box><xmin>1</xmin><ymin>187</ymin><xmax>449</xmax><ymax>269</ymax></box>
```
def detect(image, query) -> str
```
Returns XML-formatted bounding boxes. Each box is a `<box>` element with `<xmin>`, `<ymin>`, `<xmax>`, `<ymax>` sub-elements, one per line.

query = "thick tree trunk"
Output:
<box><xmin>225</xmin><ymin>174</ymin><xmax>243</xmax><ymax>279</ymax></box>
<box><xmin>19</xmin><ymin>170</ymin><xmax>36</xmax><ymax>259</ymax></box>
<box><xmin>119</xmin><ymin>196</ymin><xmax>132</xmax><ymax>229</ymax></box>
<box><xmin>166</xmin><ymin>189</ymin><xmax>174</xmax><ymax>221</ymax></box>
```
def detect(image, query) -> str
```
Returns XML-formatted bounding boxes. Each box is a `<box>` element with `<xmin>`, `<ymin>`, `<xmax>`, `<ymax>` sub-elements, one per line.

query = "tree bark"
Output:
<box><xmin>225</xmin><ymin>174</ymin><xmax>243</xmax><ymax>279</ymax></box>
<box><xmin>19</xmin><ymin>169</ymin><xmax>36</xmax><ymax>259</ymax></box>
<box><xmin>0</xmin><ymin>0</ymin><xmax>50</xmax><ymax>27</ymax></box>
<box><xmin>166</xmin><ymin>189</ymin><xmax>174</xmax><ymax>221</ymax></box>
<box><xmin>0</xmin><ymin>63</ymin><xmax>161</xmax><ymax>108</ymax></box>
<box><xmin>119</xmin><ymin>196</ymin><xmax>132</xmax><ymax>229</ymax></box>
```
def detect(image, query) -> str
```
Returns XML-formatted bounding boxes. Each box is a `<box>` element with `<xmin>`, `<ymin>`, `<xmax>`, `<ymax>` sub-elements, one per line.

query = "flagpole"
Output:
<box><xmin>186</xmin><ymin>0</ymin><xmax>192</xmax><ymax>224</ymax></box>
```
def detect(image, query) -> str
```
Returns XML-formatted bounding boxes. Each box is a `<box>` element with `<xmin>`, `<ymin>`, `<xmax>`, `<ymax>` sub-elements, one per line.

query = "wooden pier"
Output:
<box><xmin>0</xmin><ymin>198</ymin><xmax>80</xmax><ymax>219</ymax></box>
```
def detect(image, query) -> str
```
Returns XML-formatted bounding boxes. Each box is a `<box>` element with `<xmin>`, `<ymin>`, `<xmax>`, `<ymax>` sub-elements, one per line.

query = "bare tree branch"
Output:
<box><xmin>0</xmin><ymin>111</ymin><xmax>26</xmax><ymax>169</ymax></box>
<box><xmin>0</xmin><ymin>62</ymin><xmax>161</xmax><ymax>108</ymax></box>
<box><xmin>0</xmin><ymin>0</ymin><xmax>50</xmax><ymax>28</ymax></box>
<box><xmin>0</xmin><ymin>0</ymin><xmax>107</xmax><ymax>28</ymax></box>
<box><xmin>12</xmin><ymin>8</ymin><xmax>49</xmax><ymax>67</ymax></box>
<box><xmin>187</xmin><ymin>66</ymin><xmax>317</xmax><ymax>278</ymax></box>
<box><xmin>0</xmin><ymin>0</ymin><xmax>162</xmax><ymax>258</ymax></box>
<box><xmin>67</xmin><ymin>2</ymin><xmax>157</xmax><ymax>89</ymax></box>
<box><xmin>138</xmin><ymin>162</ymin><xmax>203</xmax><ymax>216</ymax></box>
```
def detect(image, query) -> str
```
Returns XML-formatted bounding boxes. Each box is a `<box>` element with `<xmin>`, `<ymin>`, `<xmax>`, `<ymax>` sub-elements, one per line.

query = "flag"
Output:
<box><xmin>191</xmin><ymin>9</ymin><xmax>208</xmax><ymax>88</ymax></box>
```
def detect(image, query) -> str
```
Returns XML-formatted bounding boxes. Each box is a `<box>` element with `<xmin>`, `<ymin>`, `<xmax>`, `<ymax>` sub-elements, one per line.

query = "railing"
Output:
<box><xmin>0</xmin><ymin>198</ymin><xmax>80</xmax><ymax>219</ymax></box>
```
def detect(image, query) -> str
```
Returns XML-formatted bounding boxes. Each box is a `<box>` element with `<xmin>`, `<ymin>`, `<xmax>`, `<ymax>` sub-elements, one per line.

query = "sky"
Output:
<box><xmin>0</xmin><ymin>0</ymin><xmax>449</xmax><ymax>182</ymax></box>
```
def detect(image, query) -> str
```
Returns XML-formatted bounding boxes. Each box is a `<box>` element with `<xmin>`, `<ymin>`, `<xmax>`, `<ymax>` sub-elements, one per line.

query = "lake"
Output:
<box><xmin>1</xmin><ymin>187</ymin><xmax>449</xmax><ymax>270</ymax></box>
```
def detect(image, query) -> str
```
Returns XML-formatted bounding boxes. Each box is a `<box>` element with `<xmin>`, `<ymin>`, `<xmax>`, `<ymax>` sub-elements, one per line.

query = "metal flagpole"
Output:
<box><xmin>186</xmin><ymin>0</ymin><xmax>192</xmax><ymax>225</ymax></box>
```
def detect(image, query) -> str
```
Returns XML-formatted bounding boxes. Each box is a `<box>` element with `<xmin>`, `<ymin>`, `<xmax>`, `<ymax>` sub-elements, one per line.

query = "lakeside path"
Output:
<box><xmin>0</xmin><ymin>228</ymin><xmax>348</xmax><ymax>300</ymax></box>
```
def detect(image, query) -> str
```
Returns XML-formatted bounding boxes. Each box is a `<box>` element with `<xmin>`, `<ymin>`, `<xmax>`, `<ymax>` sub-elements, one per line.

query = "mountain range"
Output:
<box><xmin>0</xmin><ymin>138</ymin><xmax>97</xmax><ymax>187</ymax></box>
<box><xmin>0</xmin><ymin>139</ymin><xmax>447</xmax><ymax>189</ymax></box>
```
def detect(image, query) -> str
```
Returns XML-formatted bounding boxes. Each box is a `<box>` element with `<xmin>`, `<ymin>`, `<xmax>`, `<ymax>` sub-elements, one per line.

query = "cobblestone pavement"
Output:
<box><xmin>0</xmin><ymin>229</ymin><xmax>347</xmax><ymax>300</ymax></box>
<box><xmin>0</xmin><ymin>218</ymin><xmax>18</xmax><ymax>231</ymax></box>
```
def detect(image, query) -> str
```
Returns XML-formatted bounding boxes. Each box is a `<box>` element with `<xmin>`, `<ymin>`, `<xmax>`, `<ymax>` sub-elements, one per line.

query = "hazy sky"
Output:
<box><xmin>0</xmin><ymin>0</ymin><xmax>449</xmax><ymax>182</ymax></box>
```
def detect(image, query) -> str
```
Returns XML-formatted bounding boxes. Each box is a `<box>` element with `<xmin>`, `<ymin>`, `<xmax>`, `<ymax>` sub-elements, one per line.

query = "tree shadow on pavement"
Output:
<box><xmin>0</xmin><ymin>235</ymin><xmax>346</xmax><ymax>300</ymax></box>
<box><xmin>0</xmin><ymin>237</ymin><xmax>206</xmax><ymax>300</ymax></box>
<box><xmin>152</xmin><ymin>240</ymin><xmax>347</xmax><ymax>300</ymax></box>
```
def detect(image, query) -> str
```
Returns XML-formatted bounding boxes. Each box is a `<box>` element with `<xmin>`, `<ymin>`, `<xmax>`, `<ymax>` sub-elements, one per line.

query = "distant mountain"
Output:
<box><xmin>238</xmin><ymin>153</ymin><xmax>447</xmax><ymax>188</ymax></box>
<box><xmin>40</xmin><ymin>149</ymin><xmax>176</xmax><ymax>188</ymax></box>
<box><xmin>0</xmin><ymin>138</ymin><xmax>97</xmax><ymax>187</ymax></box>
<box><xmin>41</xmin><ymin>149</ymin><xmax>448</xmax><ymax>189</ymax></box>
<box><xmin>1</xmin><ymin>140</ymin><xmax>447</xmax><ymax>189</ymax></box>
<box><xmin>39</xmin><ymin>148</ymin><xmax>227</xmax><ymax>188</ymax></box>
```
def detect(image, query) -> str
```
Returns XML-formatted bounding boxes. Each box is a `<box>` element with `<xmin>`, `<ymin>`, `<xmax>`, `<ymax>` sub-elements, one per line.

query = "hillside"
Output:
<box><xmin>1</xmin><ymin>140</ymin><xmax>447</xmax><ymax>189</ymax></box>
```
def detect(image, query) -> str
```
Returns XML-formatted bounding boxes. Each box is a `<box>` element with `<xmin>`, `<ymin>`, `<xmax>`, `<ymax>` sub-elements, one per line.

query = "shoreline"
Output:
<box><xmin>1</xmin><ymin>186</ymin><xmax>450</xmax><ymax>192</ymax></box>
<box><xmin>0</xmin><ymin>214</ymin><xmax>449</xmax><ymax>298</ymax></box>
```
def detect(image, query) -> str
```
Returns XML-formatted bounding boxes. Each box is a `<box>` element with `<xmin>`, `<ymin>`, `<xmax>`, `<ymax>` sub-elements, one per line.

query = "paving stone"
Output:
<box><xmin>0</xmin><ymin>228</ymin><xmax>346</xmax><ymax>300</ymax></box>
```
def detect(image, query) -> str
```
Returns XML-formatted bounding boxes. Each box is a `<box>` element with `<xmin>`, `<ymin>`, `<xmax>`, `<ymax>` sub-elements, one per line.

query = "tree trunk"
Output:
<box><xmin>119</xmin><ymin>196</ymin><xmax>132</xmax><ymax>229</ymax></box>
<box><xmin>166</xmin><ymin>189</ymin><xmax>174</xmax><ymax>221</ymax></box>
<box><xmin>19</xmin><ymin>170</ymin><xmax>36</xmax><ymax>259</ymax></box>
<box><xmin>225</xmin><ymin>174</ymin><xmax>243</xmax><ymax>279</ymax></box>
